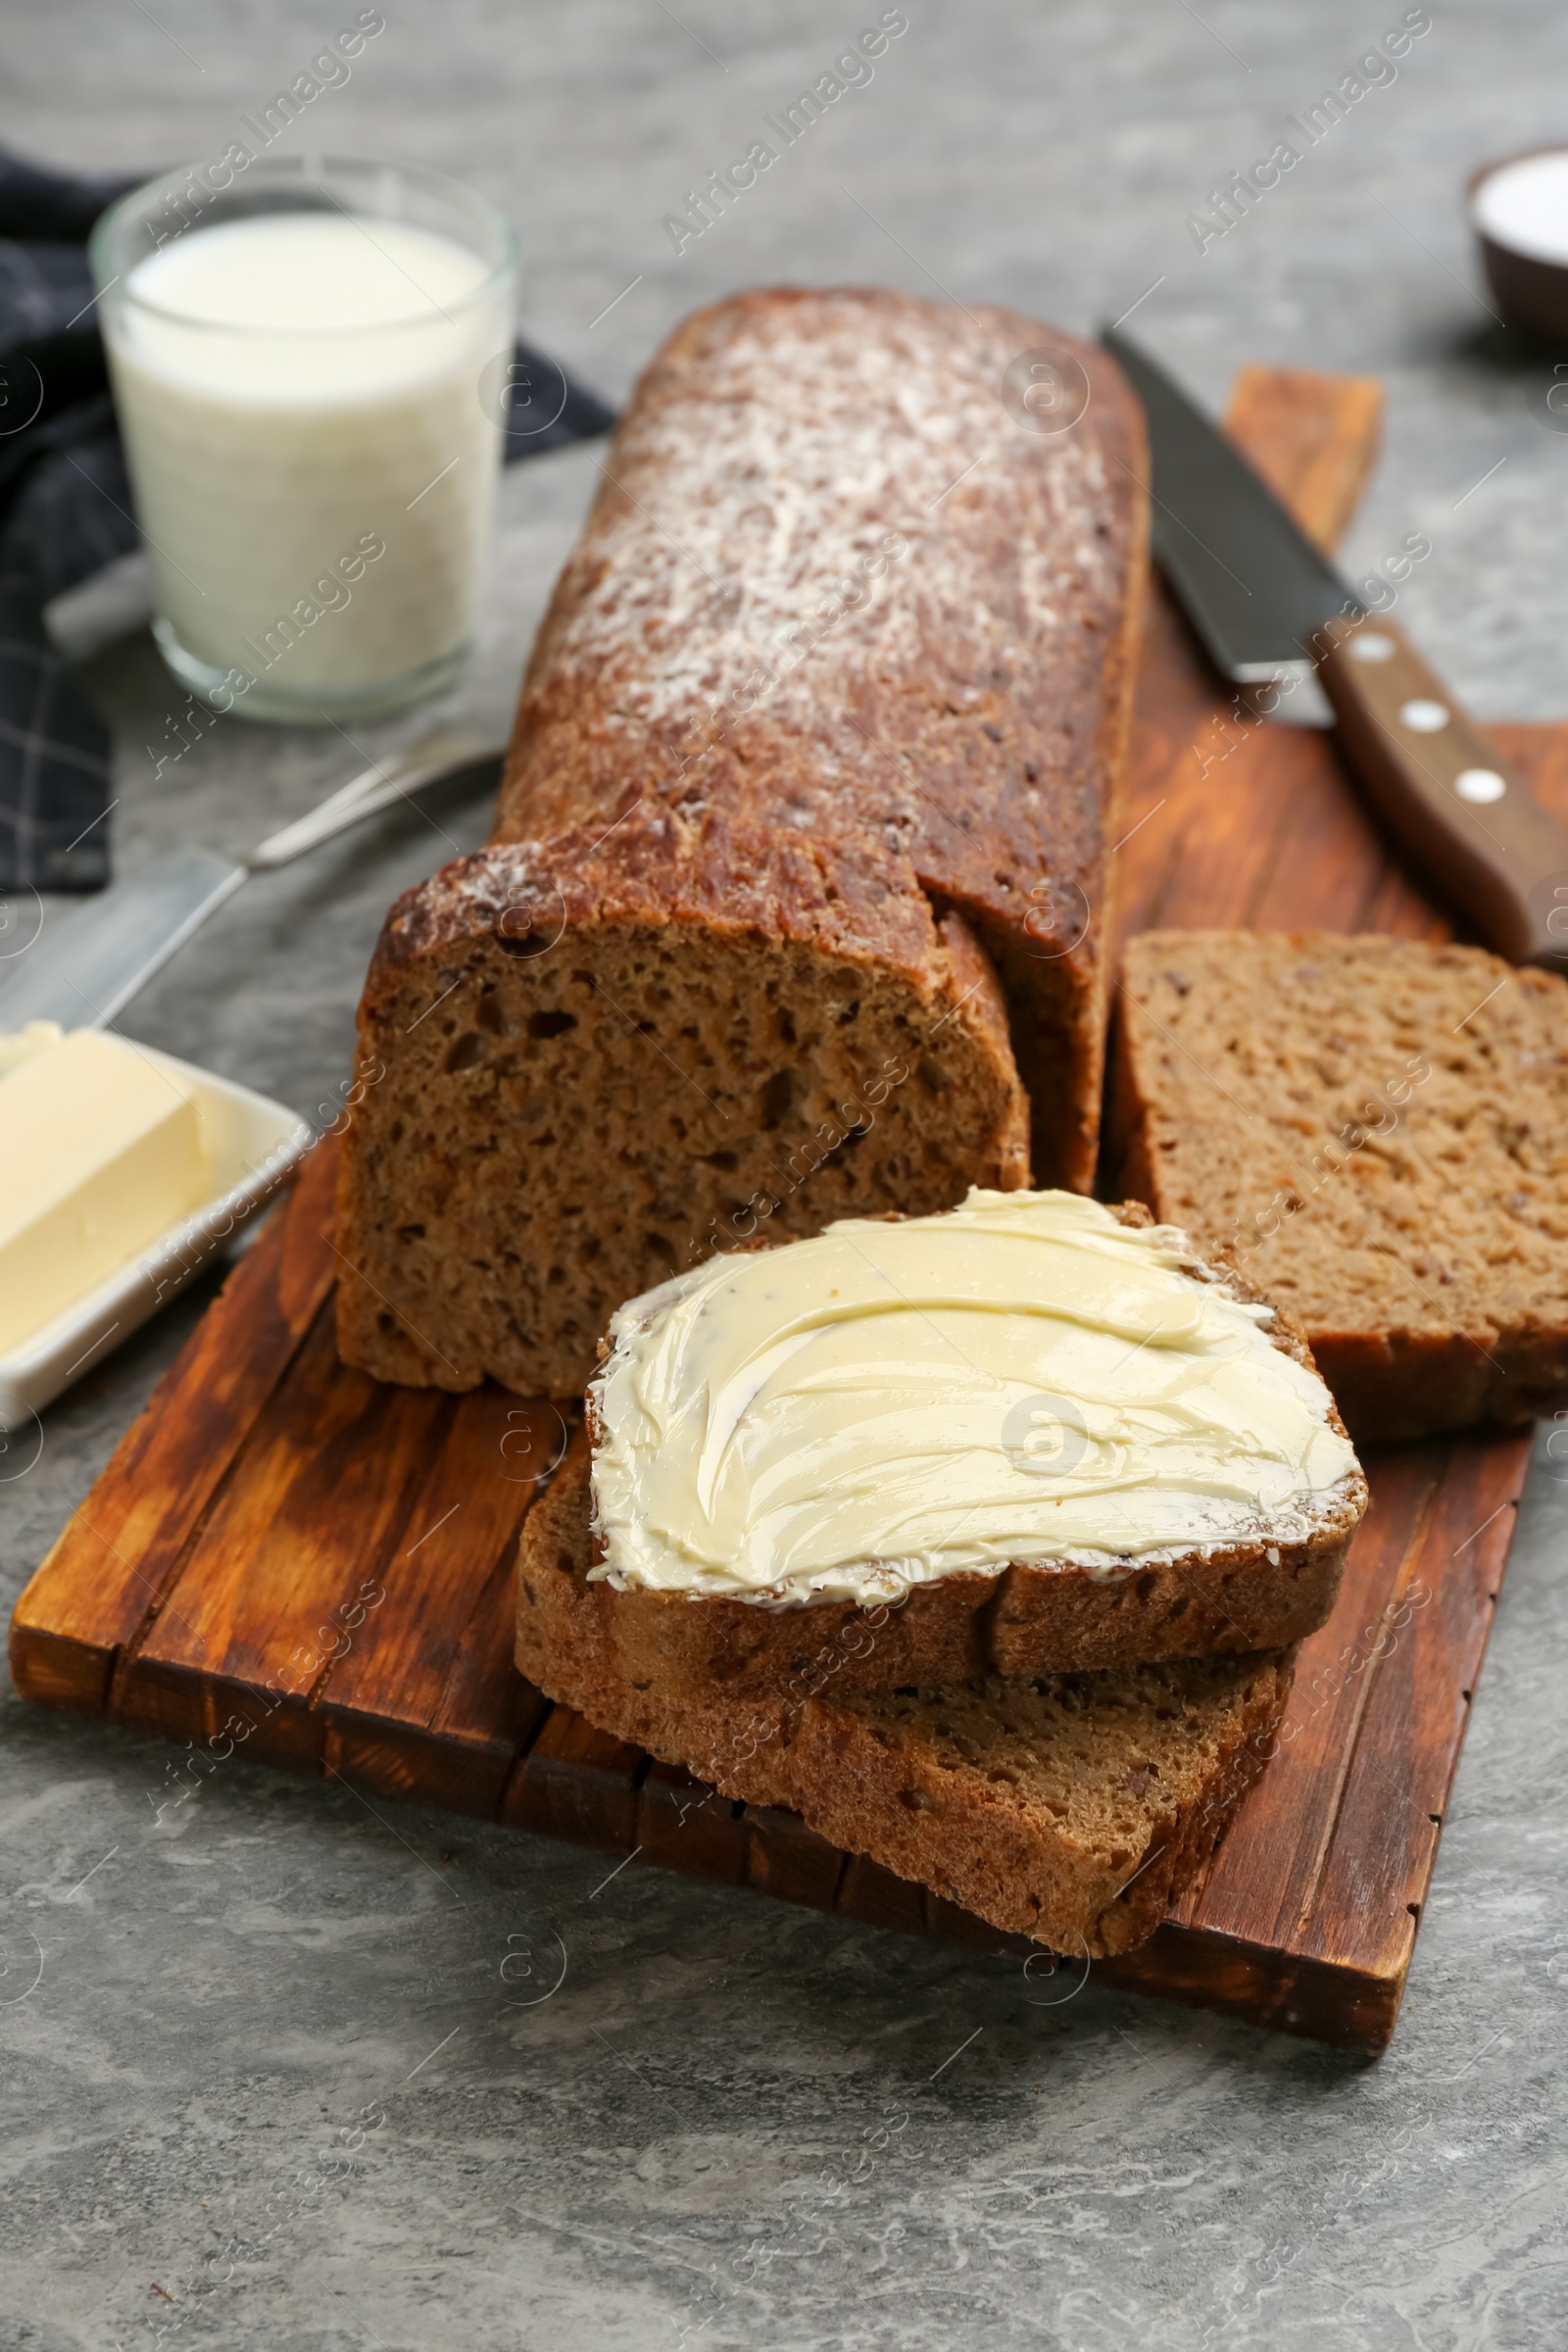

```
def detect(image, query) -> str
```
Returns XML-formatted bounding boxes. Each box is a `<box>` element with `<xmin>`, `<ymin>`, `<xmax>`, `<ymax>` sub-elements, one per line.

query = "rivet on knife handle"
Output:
<box><xmin>1315</xmin><ymin>612</ymin><xmax>1568</xmax><ymax>970</ymax></box>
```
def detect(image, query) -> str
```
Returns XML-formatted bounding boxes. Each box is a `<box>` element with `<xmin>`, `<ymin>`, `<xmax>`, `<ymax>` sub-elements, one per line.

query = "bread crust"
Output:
<box><xmin>516</xmin><ymin>1434</ymin><xmax>1295</xmax><ymax>1957</ymax></box>
<box><xmin>490</xmin><ymin>287</ymin><xmax>1149</xmax><ymax>1192</ymax></box>
<box><xmin>583</xmin><ymin>1200</ymin><xmax>1366</xmax><ymax>1696</ymax></box>
<box><xmin>1304</xmin><ymin>1329</ymin><xmax>1568</xmax><ymax>1444</ymax></box>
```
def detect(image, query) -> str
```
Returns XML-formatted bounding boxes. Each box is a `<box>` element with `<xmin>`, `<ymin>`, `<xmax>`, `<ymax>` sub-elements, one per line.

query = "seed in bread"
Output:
<box><xmin>1112</xmin><ymin>930</ymin><xmax>1568</xmax><ymax>1442</ymax></box>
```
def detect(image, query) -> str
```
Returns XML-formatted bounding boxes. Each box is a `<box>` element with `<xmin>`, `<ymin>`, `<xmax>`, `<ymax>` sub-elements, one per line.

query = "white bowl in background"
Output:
<box><xmin>1467</xmin><ymin>144</ymin><xmax>1568</xmax><ymax>344</ymax></box>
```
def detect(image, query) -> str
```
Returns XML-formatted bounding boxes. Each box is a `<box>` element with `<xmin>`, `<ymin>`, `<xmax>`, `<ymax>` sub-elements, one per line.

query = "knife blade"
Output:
<box><xmin>1102</xmin><ymin>325</ymin><xmax>1568</xmax><ymax>971</ymax></box>
<box><xmin>0</xmin><ymin>728</ymin><xmax>504</xmax><ymax>1033</ymax></box>
<box><xmin>0</xmin><ymin>849</ymin><xmax>246</xmax><ymax>1032</ymax></box>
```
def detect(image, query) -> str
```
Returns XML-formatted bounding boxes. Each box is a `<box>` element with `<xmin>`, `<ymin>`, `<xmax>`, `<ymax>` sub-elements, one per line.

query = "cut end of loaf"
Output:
<box><xmin>336</xmin><ymin>825</ymin><xmax>1030</xmax><ymax>1397</ymax></box>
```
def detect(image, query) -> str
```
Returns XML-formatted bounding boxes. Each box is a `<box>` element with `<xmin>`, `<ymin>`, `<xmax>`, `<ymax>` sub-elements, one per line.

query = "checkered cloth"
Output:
<box><xmin>0</xmin><ymin>149</ymin><xmax>615</xmax><ymax>895</ymax></box>
<box><xmin>0</xmin><ymin>154</ymin><xmax>139</xmax><ymax>891</ymax></box>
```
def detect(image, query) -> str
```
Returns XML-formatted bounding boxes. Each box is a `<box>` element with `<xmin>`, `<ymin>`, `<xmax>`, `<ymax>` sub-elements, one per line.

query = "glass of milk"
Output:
<box><xmin>90</xmin><ymin>156</ymin><xmax>516</xmax><ymax>722</ymax></box>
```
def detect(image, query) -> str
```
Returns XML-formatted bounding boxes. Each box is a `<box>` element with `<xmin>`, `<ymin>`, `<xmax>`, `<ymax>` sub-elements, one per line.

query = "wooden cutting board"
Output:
<box><xmin>10</xmin><ymin>368</ymin><xmax>1550</xmax><ymax>2054</ymax></box>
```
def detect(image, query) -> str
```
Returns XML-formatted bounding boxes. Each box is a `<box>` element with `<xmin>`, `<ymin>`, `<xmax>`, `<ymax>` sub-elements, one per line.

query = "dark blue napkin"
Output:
<box><xmin>0</xmin><ymin>150</ymin><xmax>615</xmax><ymax>895</ymax></box>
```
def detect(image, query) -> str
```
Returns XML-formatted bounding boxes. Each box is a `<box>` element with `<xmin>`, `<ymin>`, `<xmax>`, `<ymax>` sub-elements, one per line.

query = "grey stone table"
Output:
<box><xmin>3</xmin><ymin>3</ymin><xmax>1567</xmax><ymax>2344</ymax></box>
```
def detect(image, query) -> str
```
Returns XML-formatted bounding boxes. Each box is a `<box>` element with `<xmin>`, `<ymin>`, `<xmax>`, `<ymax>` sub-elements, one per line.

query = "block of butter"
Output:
<box><xmin>0</xmin><ymin>1027</ymin><xmax>211</xmax><ymax>1355</ymax></box>
<box><xmin>0</xmin><ymin>1018</ymin><xmax>64</xmax><ymax>1079</ymax></box>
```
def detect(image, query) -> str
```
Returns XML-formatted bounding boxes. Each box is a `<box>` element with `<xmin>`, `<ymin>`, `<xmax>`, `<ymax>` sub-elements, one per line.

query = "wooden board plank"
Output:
<box><xmin>741</xmin><ymin>1804</ymin><xmax>849</xmax><ymax>1914</ymax></box>
<box><xmin>638</xmin><ymin>1763</ymin><xmax>750</xmax><ymax>1886</ymax></box>
<box><xmin>839</xmin><ymin>1853</ymin><xmax>930</xmax><ymax>1940</ymax></box>
<box><xmin>1223</xmin><ymin>365</ymin><xmax>1384</xmax><ymax>554</ymax></box>
<box><xmin>10</xmin><ymin>1140</ymin><xmax>340</xmax><ymax>1715</ymax></box>
<box><xmin>504</xmin><ymin>1709</ymin><xmax>645</xmax><ymax>1854</ymax></box>
<box><xmin>1298</xmin><ymin>1431</ymin><xmax>1531</xmax><ymax>1979</ymax></box>
<box><xmin>9</xmin><ymin>365</ymin><xmax>1549</xmax><ymax>2054</ymax></box>
<box><xmin>1179</xmin><ymin>1445</ymin><xmax>1448</xmax><ymax>1952</ymax></box>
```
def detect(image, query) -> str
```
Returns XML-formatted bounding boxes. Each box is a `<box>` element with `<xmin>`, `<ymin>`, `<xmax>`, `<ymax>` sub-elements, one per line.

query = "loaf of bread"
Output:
<box><xmin>582</xmin><ymin>1190</ymin><xmax>1365</xmax><ymax>1697</ymax></box>
<box><xmin>1112</xmin><ymin>930</ymin><xmax>1568</xmax><ymax>1441</ymax></box>
<box><xmin>517</xmin><ymin>1435</ymin><xmax>1294</xmax><ymax>1956</ymax></box>
<box><xmin>335</xmin><ymin>289</ymin><xmax>1148</xmax><ymax>1398</ymax></box>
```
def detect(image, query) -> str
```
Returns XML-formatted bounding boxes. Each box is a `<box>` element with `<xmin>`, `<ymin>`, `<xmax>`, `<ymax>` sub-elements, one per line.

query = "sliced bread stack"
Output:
<box><xmin>516</xmin><ymin>1190</ymin><xmax>1367</xmax><ymax>1957</ymax></box>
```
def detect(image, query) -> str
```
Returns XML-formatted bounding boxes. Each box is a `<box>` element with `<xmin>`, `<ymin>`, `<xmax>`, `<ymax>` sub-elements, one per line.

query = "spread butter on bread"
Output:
<box><xmin>577</xmin><ymin>1190</ymin><xmax>1365</xmax><ymax>1699</ymax></box>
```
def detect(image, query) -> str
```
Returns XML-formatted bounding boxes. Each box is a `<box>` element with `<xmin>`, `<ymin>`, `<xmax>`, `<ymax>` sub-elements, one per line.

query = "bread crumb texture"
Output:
<box><xmin>1116</xmin><ymin>930</ymin><xmax>1568</xmax><ymax>1439</ymax></box>
<box><xmin>824</xmin><ymin>1652</ymin><xmax>1289</xmax><ymax>1952</ymax></box>
<box><xmin>338</xmin><ymin>832</ymin><xmax>1028</xmax><ymax>1396</ymax></box>
<box><xmin>516</xmin><ymin>1436</ymin><xmax>1291</xmax><ymax>1956</ymax></box>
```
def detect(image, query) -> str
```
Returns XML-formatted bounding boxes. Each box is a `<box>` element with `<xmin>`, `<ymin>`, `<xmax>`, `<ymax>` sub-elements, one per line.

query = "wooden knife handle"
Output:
<box><xmin>1315</xmin><ymin>612</ymin><xmax>1568</xmax><ymax>969</ymax></box>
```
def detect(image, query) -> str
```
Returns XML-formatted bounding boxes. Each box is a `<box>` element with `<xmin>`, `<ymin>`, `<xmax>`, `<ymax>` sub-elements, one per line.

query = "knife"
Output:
<box><xmin>1102</xmin><ymin>325</ymin><xmax>1568</xmax><ymax>971</ymax></box>
<box><xmin>0</xmin><ymin>729</ymin><xmax>505</xmax><ymax>1033</ymax></box>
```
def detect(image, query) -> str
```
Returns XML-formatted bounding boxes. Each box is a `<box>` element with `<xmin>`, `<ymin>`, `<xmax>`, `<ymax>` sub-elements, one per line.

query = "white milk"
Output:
<box><xmin>105</xmin><ymin>214</ymin><xmax>511</xmax><ymax>706</ymax></box>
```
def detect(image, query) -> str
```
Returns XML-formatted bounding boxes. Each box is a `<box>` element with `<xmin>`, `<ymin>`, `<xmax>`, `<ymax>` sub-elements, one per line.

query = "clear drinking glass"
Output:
<box><xmin>89</xmin><ymin>155</ymin><xmax>517</xmax><ymax>723</ymax></box>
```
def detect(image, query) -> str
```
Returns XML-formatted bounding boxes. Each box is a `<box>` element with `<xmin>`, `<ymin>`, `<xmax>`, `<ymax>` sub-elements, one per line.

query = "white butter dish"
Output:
<box><xmin>0</xmin><ymin>1045</ymin><xmax>311</xmax><ymax>1427</ymax></box>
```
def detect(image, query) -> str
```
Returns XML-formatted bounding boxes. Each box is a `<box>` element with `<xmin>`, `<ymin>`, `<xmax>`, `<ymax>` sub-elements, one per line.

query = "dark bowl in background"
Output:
<box><xmin>1467</xmin><ymin>144</ymin><xmax>1568</xmax><ymax>344</ymax></box>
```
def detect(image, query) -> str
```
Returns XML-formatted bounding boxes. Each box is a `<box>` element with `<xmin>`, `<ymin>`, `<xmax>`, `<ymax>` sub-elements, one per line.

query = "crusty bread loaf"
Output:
<box><xmin>516</xmin><ymin>1436</ymin><xmax>1295</xmax><ymax>1956</ymax></box>
<box><xmin>336</xmin><ymin>288</ymin><xmax>1148</xmax><ymax>1398</ymax></box>
<box><xmin>1111</xmin><ymin>930</ymin><xmax>1568</xmax><ymax>1441</ymax></box>
<box><xmin>583</xmin><ymin>1200</ymin><xmax>1365</xmax><ymax>1699</ymax></box>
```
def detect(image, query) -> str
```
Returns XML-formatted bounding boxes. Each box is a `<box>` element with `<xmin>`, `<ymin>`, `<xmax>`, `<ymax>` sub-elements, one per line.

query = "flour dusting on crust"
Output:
<box><xmin>526</xmin><ymin>292</ymin><xmax>1127</xmax><ymax>744</ymax></box>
